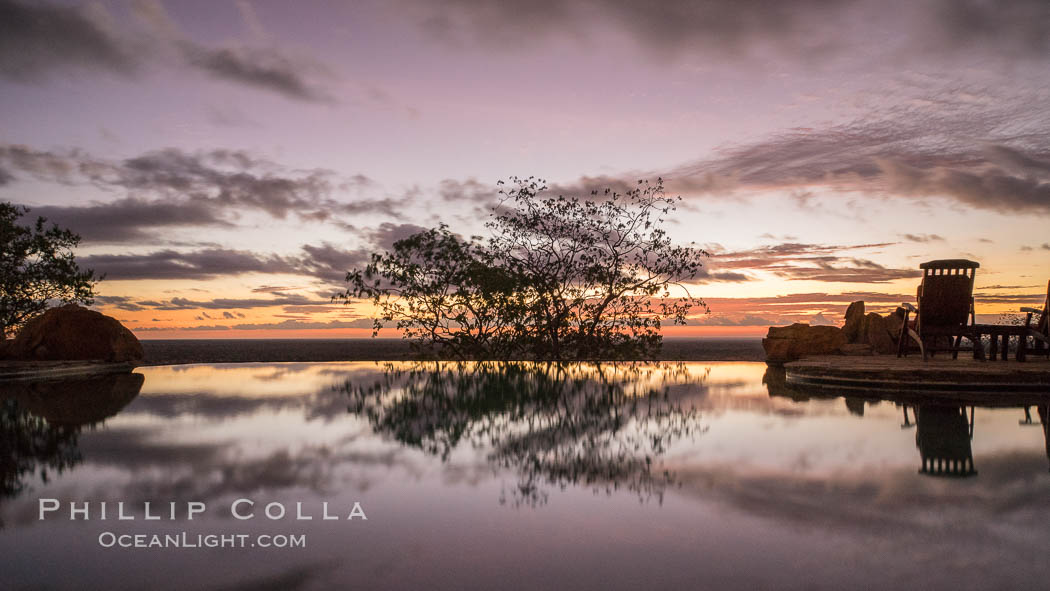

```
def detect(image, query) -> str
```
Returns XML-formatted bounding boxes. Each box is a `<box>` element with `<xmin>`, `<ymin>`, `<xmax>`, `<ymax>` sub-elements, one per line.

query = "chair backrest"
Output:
<box><xmin>918</xmin><ymin>259</ymin><xmax>978</xmax><ymax>328</ymax></box>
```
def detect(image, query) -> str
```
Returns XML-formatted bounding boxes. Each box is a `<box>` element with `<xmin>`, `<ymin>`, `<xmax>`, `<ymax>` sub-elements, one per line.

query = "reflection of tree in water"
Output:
<box><xmin>0</xmin><ymin>373</ymin><xmax>143</xmax><ymax>504</ymax></box>
<box><xmin>342</xmin><ymin>362</ymin><xmax>705</xmax><ymax>506</ymax></box>
<box><xmin>0</xmin><ymin>397</ymin><xmax>81</xmax><ymax>499</ymax></box>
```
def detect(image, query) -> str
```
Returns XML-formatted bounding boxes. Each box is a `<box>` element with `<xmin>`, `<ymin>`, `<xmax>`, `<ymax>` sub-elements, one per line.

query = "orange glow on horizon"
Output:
<box><xmin>133</xmin><ymin>324</ymin><xmax>771</xmax><ymax>340</ymax></box>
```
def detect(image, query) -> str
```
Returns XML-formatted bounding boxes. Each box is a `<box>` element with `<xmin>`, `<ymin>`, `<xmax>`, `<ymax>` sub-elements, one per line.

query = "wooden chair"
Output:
<box><xmin>1021</xmin><ymin>280</ymin><xmax>1050</xmax><ymax>359</ymax></box>
<box><xmin>897</xmin><ymin>259</ymin><xmax>982</xmax><ymax>361</ymax></box>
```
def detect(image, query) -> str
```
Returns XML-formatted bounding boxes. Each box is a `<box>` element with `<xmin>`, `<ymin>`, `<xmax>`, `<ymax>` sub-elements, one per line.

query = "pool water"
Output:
<box><xmin>2</xmin><ymin>362</ymin><xmax>1049</xmax><ymax>590</ymax></box>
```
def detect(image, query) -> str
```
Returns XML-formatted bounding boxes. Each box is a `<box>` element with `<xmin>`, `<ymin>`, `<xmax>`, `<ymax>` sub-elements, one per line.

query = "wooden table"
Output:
<box><xmin>971</xmin><ymin>324</ymin><xmax>1030</xmax><ymax>361</ymax></box>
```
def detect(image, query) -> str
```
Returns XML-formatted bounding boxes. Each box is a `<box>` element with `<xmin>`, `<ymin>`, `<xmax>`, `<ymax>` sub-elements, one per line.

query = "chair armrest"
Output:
<box><xmin>901</xmin><ymin>302</ymin><xmax>917</xmax><ymax>313</ymax></box>
<box><xmin>1021</xmin><ymin>307</ymin><xmax>1041</xmax><ymax>313</ymax></box>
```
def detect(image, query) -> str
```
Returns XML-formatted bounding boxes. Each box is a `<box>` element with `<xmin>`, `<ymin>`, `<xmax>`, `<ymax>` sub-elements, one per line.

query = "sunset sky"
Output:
<box><xmin>1</xmin><ymin>0</ymin><xmax>1048</xmax><ymax>338</ymax></box>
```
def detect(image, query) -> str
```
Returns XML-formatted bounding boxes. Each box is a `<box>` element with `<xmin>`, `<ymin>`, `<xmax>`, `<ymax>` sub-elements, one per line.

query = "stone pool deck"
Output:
<box><xmin>0</xmin><ymin>360</ymin><xmax>138</xmax><ymax>382</ymax></box>
<box><xmin>784</xmin><ymin>355</ymin><xmax>1050</xmax><ymax>394</ymax></box>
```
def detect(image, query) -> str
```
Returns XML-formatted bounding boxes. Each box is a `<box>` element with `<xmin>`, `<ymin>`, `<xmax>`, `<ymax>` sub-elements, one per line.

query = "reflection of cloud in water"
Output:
<box><xmin>120</xmin><ymin>392</ymin><xmax>300</xmax><ymax>419</ymax></box>
<box><xmin>3</xmin><ymin>361</ymin><xmax>1050</xmax><ymax>589</ymax></box>
<box><xmin>126</xmin><ymin>363</ymin><xmax>809</xmax><ymax>424</ymax></box>
<box><xmin>6</xmin><ymin>362</ymin><xmax>1049</xmax><ymax>526</ymax></box>
<box><xmin>119</xmin><ymin>363</ymin><xmax>393</xmax><ymax>423</ymax></box>
<box><xmin>211</xmin><ymin>561</ymin><xmax>342</xmax><ymax>591</ymax></box>
<box><xmin>77</xmin><ymin>426</ymin><xmax>227</xmax><ymax>468</ymax></box>
<box><xmin>3</xmin><ymin>434</ymin><xmax>421</xmax><ymax>527</ymax></box>
<box><xmin>138</xmin><ymin>363</ymin><xmax>388</xmax><ymax>397</ymax></box>
<box><xmin>668</xmin><ymin>448</ymin><xmax>1050</xmax><ymax>574</ymax></box>
<box><xmin>676</xmin><ymin>450</ymin><xmax>1050</xmax><ymax>528</ymax></box>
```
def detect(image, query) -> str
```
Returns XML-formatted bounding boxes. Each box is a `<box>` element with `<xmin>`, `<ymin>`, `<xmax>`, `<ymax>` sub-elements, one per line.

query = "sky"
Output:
<box><xmin>1</xmin><ymin>0</ymin><xmax>1048</xmax><ymax>338</ymax></box>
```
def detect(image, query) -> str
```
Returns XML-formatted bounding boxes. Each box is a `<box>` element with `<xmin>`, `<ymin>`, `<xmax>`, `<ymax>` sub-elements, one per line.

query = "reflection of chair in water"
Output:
<box><xmin>1039</xmin><ymin>406</ymin><xmax>1050</xmax><ymax>473</ymax></box>
<box><xmin>898</xmin><ymin>259</ymin><xmax>982</xmax><ymax>361</ymax></box>
<box><xmin>913</xmin><ymin>405</ymin><xmax>977</xmax><ymax>477</ymax></box>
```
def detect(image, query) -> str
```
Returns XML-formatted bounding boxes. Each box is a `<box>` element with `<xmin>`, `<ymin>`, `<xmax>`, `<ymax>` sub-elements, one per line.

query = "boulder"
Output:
<box><xmin>763</xmin><ymin>323</ymin><xmax>846</xmax><ymax>364</ymax></box>
<box><xmin>843</xmin><ymin>301</ymin><xmax>866</xmax><ymax>342</ymax></box>
<box><xmin>865</xmin><ymin>312</ymin><xmax>897</xmax><ymax>354</ymax></box>
<box><xmin>10</xmin><ymin>304</ymin><xmax>143</xmax><ymax>362</ymax></box>
<box><xmin>884</xmin><ymin>307</ymin><xmax>905</xmax><ymax>342</ymax></box>
<box><xmin>762</xmin><ymin>338</ymin><xmax>795</xmax><ymax>364</ymax></box>
<box><xmin>766</xmin><ymin>323</ymin><xmax>808</xmax><ymax>340</ymax></box>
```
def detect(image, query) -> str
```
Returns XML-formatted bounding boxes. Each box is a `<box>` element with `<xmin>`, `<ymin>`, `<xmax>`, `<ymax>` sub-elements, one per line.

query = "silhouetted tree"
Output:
<box><xmin>0</xmin><ymin>203</ymin><xmax>98</xmax><ymax>339</ymax></box>
<box><xmin>342</xmin><ymin>178</ymin><xmax>708</xmax><ymax>360</ymax></box>
<box><xmin>344</xmin><ymin>225</ymin><xmax>528</xmax><ymax>359</ymax></box>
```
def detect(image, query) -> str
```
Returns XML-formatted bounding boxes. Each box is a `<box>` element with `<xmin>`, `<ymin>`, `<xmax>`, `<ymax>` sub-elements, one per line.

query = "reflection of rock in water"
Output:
<box><xmin>914</xmin><ymin>405</ymin><xmax>976</xmax><ymax>478</ymax></box>
<box><xmin>0</xmin><ymin>373</ymin><xmax>143</xmax><ymax>504</ymax></box>
<box><xmin>762</xmin><ymin>367</ymin><xmax>812</xmax><ymax>402</ymax></box>
<box><xmin>844</xmin><ymin>397</ymin><xmax>866</xmax><ymax>416</ymax></box>
<box><xmin>1</xmin><ymin>372</ymin><xmax>144</xmax><ymax>426</ymax></box>
<box><xmin>341</xmin><ymin>362</ymin><xmax>704</xmax><ymax>506</ymax></box>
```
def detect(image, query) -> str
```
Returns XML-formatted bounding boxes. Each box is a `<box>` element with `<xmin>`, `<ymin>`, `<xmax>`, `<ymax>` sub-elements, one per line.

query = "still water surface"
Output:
<box><xmin>2</xmin><ymin>362</ymin><xmax>1049</xmax><ymax>590</ymax></box>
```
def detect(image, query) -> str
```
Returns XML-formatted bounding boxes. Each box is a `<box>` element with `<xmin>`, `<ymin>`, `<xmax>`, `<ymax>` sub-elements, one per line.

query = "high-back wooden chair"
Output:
<box><xmin>1022</xmin><ymin>280</ymin><xmax>1050</xmax><ymax>358</ymax></box>
<box><xmin>897</xmin><ymin>259</ymin><xmax>980</xmax><ymax>361</ymax></box>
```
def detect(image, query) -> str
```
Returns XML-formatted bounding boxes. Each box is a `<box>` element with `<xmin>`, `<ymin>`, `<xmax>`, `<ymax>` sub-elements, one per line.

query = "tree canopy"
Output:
<box><xmin>0</xmin><ymin>202</ymin><xmax>98</xmax><ymax>339</ymax></box>
<box><xmin>342</xmin><ymin>178</ymin><xmax>708</xmax><ymax>360</ymax></box>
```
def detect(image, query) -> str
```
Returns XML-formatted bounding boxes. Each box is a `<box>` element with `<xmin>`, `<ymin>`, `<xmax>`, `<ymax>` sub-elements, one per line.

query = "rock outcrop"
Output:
<box><xmin>9</xmin><ymin>304</ymin><xmax>143</xmax><ymax>363</ymax></box>
<box><xmin>763</xmin><ymin>301</ymin><xmax>909</xmax><ymax>364</ymax></box>
<box><xmin>842</xmin><ymin>301</ymin><xmax>865</xmax><ymax>342</ymax></box>
<box><xmin>865</xmin><ymin>312</ymin><xmax>896</xmax><ymax>354</ymax></box>
<box><xmin>847</xmin><ymin>304</ymin><xmax>906</xmax><ymax>355</ymax></box>
<box><xmin>762</xmin><ymin>323</ymin><xmax>846</xmax><ymax>364</ymax></box>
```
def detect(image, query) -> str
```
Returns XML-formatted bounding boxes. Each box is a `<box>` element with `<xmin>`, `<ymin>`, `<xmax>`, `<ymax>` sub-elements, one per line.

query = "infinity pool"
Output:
<box><xmin>2</xmin><ymin>362</ymin><xmax>1049</xmax><ymax>590</ymax></box>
